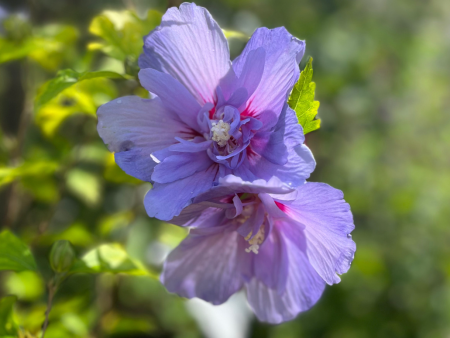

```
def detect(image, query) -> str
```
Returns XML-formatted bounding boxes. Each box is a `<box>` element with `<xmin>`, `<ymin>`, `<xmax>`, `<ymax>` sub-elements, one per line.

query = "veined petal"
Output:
<box><xmin>280</xmin><ymin>183</ymin><xmax>356</xmax><ymax>285</ymax></box>
<box><xmin>234</xmin><ymin>27</ymin><xmax>305</xmax><ymax>119</ymax></box>
<box><xmin>246</xmin><ymin>227</ymin><xmax>325</xmax><ymax>324</ymax></box>
<box><xmin>151</xmin><ymin>151</ymin><xmax>214</xmax><ymax>184</ymax></box>
<box><xmin>193</xmin><ymin>175</ymin><xmax>295</xmax><ymax>204</ymax></box>
<box><xmin>171</xmin><ymin>204</ymin><xmax>228</xmax><ymax>228</ymax></box>
<box><xmin>241</xmin><ymin>107</ymin><xmax>314</xmax><ymax>187</ymax></box>
<box><xmin>97</xmin><ymin>96</ymin><xmax>193</xmax><ymax>181</ymax></box>
<box><xmin>144</xmin><ymin>164</ymin><xmax>219</xmax><ymax>221</ymax></box>
<box><xmin>252</xmin><ymin>226</ymin><xmax>289</xmax><ymax>294</ymax></box>
<box><xmin>161</xmin><ymin>226</ymin><xmax>245</xmax><ymax>305</ymax></box>
<box><xmin>139</xmin><ymin>3</ymin><xmax>231</xmax><ymax>106</ymax></box>
<box><xmin>139</xmin><ymin>68</ymin><xmax>202</xmax><ymax>131</ymax></box>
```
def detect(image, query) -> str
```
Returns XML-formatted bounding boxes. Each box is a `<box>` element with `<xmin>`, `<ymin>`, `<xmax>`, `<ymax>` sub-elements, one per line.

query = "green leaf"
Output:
<box><xmin>0</xmin><ymin>20</ymin><xmax>78</xmax><ymax>70</ymax></box>
<box><xmin>0</xmin><ymin>161</ymin><xmax>58</xmax><ymax>187</ymax></box>
<box><xmin>0</xmin><ymin>296</ymin><xmax>18</xmax><ymax>336</ymax></box>
<box><xmin>222</xmin><ymin>29</ymin><xmax>248</xmax><ymax>40</ymax></box>
<box><xmin>288</xmin><ymin>57</ymin><xmax>321</xmax><ymax>134</ymax></box>
<box><xmin>69</xmin><ymin>244</ymin><xmax>155</xmax><ymax>278</ymax></box>
<box><xmin>0</xmin><ymin>230</ymin><xmax>37</xmax><ymax>272</ymax></box>
<box><xmin>4</xmin><ymin>271</ymin><xmax>44</xmax><ymax>301</ymax></box>
<box><xmin>35</xmin><ymin>77</ymin><xmax>117</xmax><ymax>137</ymax></box>
<box><xmin>35</xmin><ymin>69</ymin><xmax>123</xmax><ymax>110</ymax></box>
<box><xmin>88</xmin><ymin>10</ymin><xmax>162</xmax><ymax>62</ymax></box>
<box><xmin>66</xmin><ymin>169</ymin><xmax>102</xmax><ymax>206</ymax></box>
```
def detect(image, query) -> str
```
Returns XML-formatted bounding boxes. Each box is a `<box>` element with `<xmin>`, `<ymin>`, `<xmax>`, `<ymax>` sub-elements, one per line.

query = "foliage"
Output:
<box><xmin>288</xmin><ymin>57</ymin><xmax>321</xmax><ymax>134</ymax></box>
<box><xmin>34</xmin><ymin>69</ymin><xmax>123</xmax><ymax>111</ymax></box>
<box><xmin>0</xmin><ymin>1</ymin><xmax>449</xmax><ymax>337</ymax></box>
<box><xmin>0</xmin><ymin>296</ymin><xmax>18</xmax><ymax>336</ymax></box>
<box><xmin>0</xmin><ymin>230</ymin><xmax>37</xmax><ymax>272</ymax></box>
<box><xmin>88</xmin><ymin>9</ymin><xmax>162</xmax><ymax>62</ymax></box>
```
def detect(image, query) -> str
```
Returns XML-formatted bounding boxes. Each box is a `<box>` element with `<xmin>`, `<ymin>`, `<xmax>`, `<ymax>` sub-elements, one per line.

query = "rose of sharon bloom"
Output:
<box><xmin>97</xmin><ymin>3</ymin><xmax>315</xmax><ymax>220</ymax></box>
<box><xmin>162</xmin><ymin>175</ymin><xmax>356</xmax><ymax>324</ymax></box>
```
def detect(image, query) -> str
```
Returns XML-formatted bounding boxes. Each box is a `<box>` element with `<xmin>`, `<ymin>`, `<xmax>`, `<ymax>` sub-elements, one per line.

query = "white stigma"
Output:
<box><xmin>211</xmin><ymin>120</ymin><xmax>231</xmax><ymax>147</ymax></box>
<box><xmin>245</xmin><ymin>225</ymin><xmax>265</xmax><ymax>254</ymax></box>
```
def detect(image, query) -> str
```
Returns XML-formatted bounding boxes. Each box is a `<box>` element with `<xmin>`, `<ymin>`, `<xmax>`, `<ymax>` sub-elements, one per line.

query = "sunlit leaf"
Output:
<box><xmin>0</xmin><ymin>161</ymin><xmax>58</xmax><ymax>187</ymax></box>
<box><xmin>20</xmin><ymin>175</ymin><xmax>59</xmax><ymax>203</ymax></box>
<box><xmin>70</xmin><ymin>244</ymin><xmax>155</xmax><ymax>277</ymax></box>
<box><xmin>99</xmin><ymin>211</ymin><xmax>134</xmax><ymax>236</ymax></box>
<box><xmin>66</xmin><ymin>168</ymin><xmax>102</xmax><ymax>206</ymax></box>
<box><xmin>0</xmin><ymin>19</ymin><xmax>78</xmax><ymax>69</ymax></box>
<box><xmin>101</xmin><ymin>311</ymin><xmax>156</xmax><ymax>335</ymax></box>
<box><xmin>0</xmin><ymin>296</ymin><xmax>18</xmax><ymax>336</ymax></box>
<box><xmin>35</xmin><ymin>77</ymin><xmax>118</xmax><ymax>137</ymax></box>
<box><xmin>5</xmin><ymin>271</ymin><xmax>44</xmax><ymax>301</ymax></box>
<box><xmin>288</xmin><ymin>57</ymin><xmax>321</xmax><ymax>134</ymax></box>
<box><xmin>0</xmin><ymin>230</ymin><xmax>37</xmax><ymax>272</ymax></box>
<box><xmin>28</xmin><ymin>25</ymin><xmax>78</xmax><ymax>70</ymax></box>
<box><xmin>37</xmin><ymin>222</ymin><xmax>95</xmax><ymax>247</ymax></box>
<box><xmin>89</xmin><ymin>9</ymin><xmax>162</xmax><ymax>62</ymax></box>
<box><xmin>0</xmin><ymin>39</ymin><xmax>35</xmax><ymax>63</ymax></box>
<box><xmin>222</xmin><ymin>29</ymin><xmax>248</xmax><ymax>40</ymax></box>
<box><xmin>35</xmin><ymin>69</ymin><xmax>123</xmax><ymax>110</ymax></box>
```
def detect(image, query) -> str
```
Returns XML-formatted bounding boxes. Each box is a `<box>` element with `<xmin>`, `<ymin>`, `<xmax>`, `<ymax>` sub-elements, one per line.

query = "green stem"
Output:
<box><xmin>41</xmin><ymin>281</ymin><xmax>56</xmax><ymax>338</ymax></box>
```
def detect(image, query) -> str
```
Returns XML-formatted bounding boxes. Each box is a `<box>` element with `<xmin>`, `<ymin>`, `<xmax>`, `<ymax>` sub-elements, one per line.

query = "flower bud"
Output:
<box><xmin>49</xmin><ymin>240</ymin><xmax>76</xmax><ymax>273</ymax></box>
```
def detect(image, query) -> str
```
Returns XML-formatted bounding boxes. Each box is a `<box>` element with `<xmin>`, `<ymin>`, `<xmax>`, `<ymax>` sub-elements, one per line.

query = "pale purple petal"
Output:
<box><xmin>138</xmin><ymin>68</ymin><xmax>202</xmax><ymax>131</ymax></box>
<box><xmin>234</xmin><ymin>27</ymin><xmax>305</xmax><ymax>119</ymax></box>
<box><xmin>217</xmin><ymin>47</ymin><xmax>265</xmax><ymax>108</ymax></box>
<box><xmin>241</xmin><ymin>107</ymin><xmax>315</xmax><ymax>186</ymax></box>
<box><xmin>280</xmin><ymin>183</ymin><xmax>356</xmax><ymax>285</ymax></box>
<box><xmin>161</xmin><ymin>226</ymin><xmax>245</xmax><ymax>305</ymax></box>
<box><xmin>252</xmin><ymin>226</ymin><xmax>289</xmax><ymax>294</ymax></box>
<box><xmin>193</xmin><ymin>175</ymin><xmax>295</xmax><ymax>204</ymax></box>
<box><xmin>151</xmin><ymin>151</ymin><xmax>214</xmax><ymax>183</ymax></box>
<box><xmin>169</xmin><ymin>138</ymin><xmax>213</xmax><ymax>152</ymax></box>
<box><xmin>246</xmin><ymin>226</ymin><xmax>325</xmax><ymax>324</ymax></box>
<box><xmin>139</xmin><ymin>3</ymin><xmax>231</xmax><ymax>106</ymax></box>
<box><xmin>97</xmin><ymin>96</ymin><xmax>194</xmax><ymax>181</ymax></box>
<box><xmin>144</xmin><ymin>164</ymin><xmax>219</xmax><ymax>221</ymax></box>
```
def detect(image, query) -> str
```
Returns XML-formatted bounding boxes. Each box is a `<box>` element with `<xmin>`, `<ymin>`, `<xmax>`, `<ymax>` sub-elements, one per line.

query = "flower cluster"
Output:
<box><xmin>97</xmin><ymin>2</ymin><xmax>355</xmax><ymax>324</ymax></box>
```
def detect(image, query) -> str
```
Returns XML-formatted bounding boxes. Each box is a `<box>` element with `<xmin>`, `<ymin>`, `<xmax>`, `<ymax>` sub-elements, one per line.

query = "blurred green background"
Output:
<box><xmin>0</xmin><ymin>0</ymin><xmax>449</xmax><ymax>337</ymax></box>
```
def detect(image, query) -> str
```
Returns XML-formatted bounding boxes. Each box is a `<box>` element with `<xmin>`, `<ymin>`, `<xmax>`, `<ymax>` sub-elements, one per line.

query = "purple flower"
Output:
<box><xmin>161</xmin><ymin>175</ymin><xmax>356</xmax><ymax>324</ymax></box>
<box><xmin>97</xmin><ymin>3</ymin><xmax>315</xmax><ymax>220</ymax></box>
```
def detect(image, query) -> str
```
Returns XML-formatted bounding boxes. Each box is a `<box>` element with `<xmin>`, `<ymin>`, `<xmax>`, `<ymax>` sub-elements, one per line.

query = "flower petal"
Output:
<box><xmin>246</xmin><ymin>227</ymin><xmax>325</xmax><ymax>324</ymax></box>
<box><xmin>171</xmin><ymin>204</ymin><xmax>228</xmax><ymax>228</ymax></box>
<box><xmin>239</xmin><ymin>107</ymin><xmax>315</xmax><ymax>186</ymax></box>
<box><xmin>280</xmin><ymin>182</ymin><xmax>356</xmax><ymax>285</ymax></box>
<box><xmin>161</xmin><ymin>226</ymin><xmax>246</xmax><ymax>305</ymax></box>
<box><xmin>139</xmin><ymin>3</ymin><xmax>231</xmax><ymax>106</ymax></box>
<box><xmin>193</xmin><ymin>175</ymin><xmax>295</xmax><ymax>204</ymax></box>
<box><xmin>151</xmin><ymin>151</ymin><xmax>214</xmax><ymax>184</ymax></box>
<box><xmin>234</xmin><ymin>27</ymin><xmax>305</xmax><ymax>119</ymax></box>
<box><xmin>97</xmin><ymin>96</ymin><xmax>193</xmax><ymax>181</ymax></box>
<box><xmin>252</xmin><ymin>225</ymin><xmax>289</xmax><ymax>294</ymax></box>
<box><xmin>144</xmin><ymin>164</ymin><xmax>219</xmax><ymax>221</ymax></box>
<box><xmin>139</xmin><ymin>68</ymin><xmax>202</xmax><ymax>131</ymax></box>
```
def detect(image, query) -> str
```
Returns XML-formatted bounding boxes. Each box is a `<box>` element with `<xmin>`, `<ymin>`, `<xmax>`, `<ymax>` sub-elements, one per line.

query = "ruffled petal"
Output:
<box><xmin>193</xmin><ymin>175</ymin><xmax>295</xmax><ymax>204</ymax></box>
<box><xmin>246</xmin><ymin>226</ymin><xmax>325</xmax><ymax>324</ymax></box>
<box><xmin>161</xmin><ymin>226</ymin><xmax>245</xmax><ymax>305</ymax></box>
<box><xmin>170</xmin><ymin>204</ymin><xmax>227</xmax><ymax>228</ymax></box>
<box><xmin>252</xmin><ymin>225</ymin><xmax>289</xmax><ymax>294</ymax></box>
<box><xmin>139</xmin><ymin>68</ymin><xmax>202</xmax><ymax>131</ymax></box>
<box><xmin>139</xmin><ymin>3</ymin><xmax>231</xmax><ymax>106</ymax></box>
<box><xmin>234</xmin><ymin>27</ymin><xmax>305</xmax><ymax>119</ymax></box>
<box><xmin>279</xmin><ymin>182</ymin><xmax>356</xmax><ymax>285</ymax></box>
<box><xmin>151</xmin><ymin>151</ymin><xmax>214</xmax><ymax>184</ymax></box>
<box><xmin>97</xmin><ymin>96</ymin><xmax>194</xmax><ymax>181</ymax></box>
<box><xmin>144</xmin><ymin>164</ymin><xmax>219</xmax><ymax>221</ymax></box>
<box><xmin>238</xmin><ymin>105</ymin><xmax>315</xmax><ymax>186</ymax></box>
